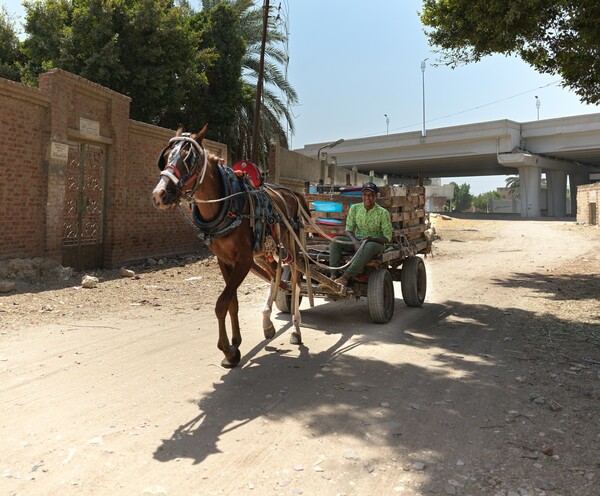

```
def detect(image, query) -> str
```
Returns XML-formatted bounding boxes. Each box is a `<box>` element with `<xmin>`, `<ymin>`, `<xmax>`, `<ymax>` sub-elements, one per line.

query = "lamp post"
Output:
<box><xmin>535</xmin><ymin>95</ymin><xmax>541</xmax><ymax>120</ymax></box>
<box><xmin>384</xmin><ymin>114</ymin><xmax>389</xmax><ymax>134</ymax></box>
<box><xmin>317</xmin><ymin>138</ymin><xmax>345</xmax><ymax>161</ymax></box>
<box><xmin>421</xmin><ymin>58</ymin><xmax>429</xmax><ymax>138</ymax></box>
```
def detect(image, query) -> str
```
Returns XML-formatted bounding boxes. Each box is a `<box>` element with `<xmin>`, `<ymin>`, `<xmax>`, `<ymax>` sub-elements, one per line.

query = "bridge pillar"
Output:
<box><xmin>569</xmin><ymin>173</ymin><xmax>589</xmax><ymax>216</ymax></box>
<box><xmin>498</xmin><ymin>152</ymin><xmax>542</xmax><ymax>217</ymax></box>
<box><xmin>518</xmin><ymin>165</ymin><xmax>542</xmax><ymax>217</ymax></box>
<box><xmin>546</xmin><ymin>170</ymin><xmax>567</xmax><ymax>217</ymax></box>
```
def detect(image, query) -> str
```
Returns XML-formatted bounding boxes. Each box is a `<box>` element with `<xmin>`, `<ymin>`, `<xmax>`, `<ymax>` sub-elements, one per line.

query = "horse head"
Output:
<box><xmin>152</xmin><ymin>124</ymin><xmax>209</xmax><ymax>209</ymax></box>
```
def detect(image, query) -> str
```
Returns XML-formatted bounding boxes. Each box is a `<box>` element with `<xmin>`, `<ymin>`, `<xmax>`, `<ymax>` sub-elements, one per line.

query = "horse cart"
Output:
<box><xmin>276</xmin><ymin>183</ymin><xmax>433</xmax><ymax>324</ymax></box>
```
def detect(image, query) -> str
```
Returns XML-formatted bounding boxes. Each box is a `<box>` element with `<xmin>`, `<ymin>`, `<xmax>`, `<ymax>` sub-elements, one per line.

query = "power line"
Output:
<box><xmin>362</xmin><ymin>79</ymin><xmax>562</xmax><ymax>139</ymax></box>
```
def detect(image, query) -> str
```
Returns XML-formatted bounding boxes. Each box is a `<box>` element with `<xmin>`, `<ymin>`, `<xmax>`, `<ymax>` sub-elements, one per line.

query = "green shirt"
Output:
<box><xmin>346</xmin><ymin>202</ymin><xmax>393</xmax><ymax>241</ymax></box>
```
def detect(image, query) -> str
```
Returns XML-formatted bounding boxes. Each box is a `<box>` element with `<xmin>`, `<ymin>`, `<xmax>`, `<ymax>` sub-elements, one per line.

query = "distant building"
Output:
<box><xmin>577</xmin><ymin>183</ymin><xmax>600</xmax><ymax>225</ymax></box>
<box><xmin>425</xmin><ymin>183</ymin><xmax>454</xmax><ymax>212</ymax></box>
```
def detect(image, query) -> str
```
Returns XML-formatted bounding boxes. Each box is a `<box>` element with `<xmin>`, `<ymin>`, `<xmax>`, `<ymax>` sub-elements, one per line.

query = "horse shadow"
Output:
<box><xmin>152</xmin><ymin>299</ymin><xmax>492</xmax><ymax>467</ymax></box>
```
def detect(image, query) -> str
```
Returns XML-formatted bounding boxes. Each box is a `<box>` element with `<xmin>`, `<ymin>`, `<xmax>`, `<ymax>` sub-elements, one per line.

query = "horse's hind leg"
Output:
<box><xmin>289</xmin><ymin>264</ymin><xmax>302</xmax><ymax>345</ymax></box>
<box><xmin>261</xmin><ymin>281</ymin><xmax>277</xmax><ymax>339</ymax></box>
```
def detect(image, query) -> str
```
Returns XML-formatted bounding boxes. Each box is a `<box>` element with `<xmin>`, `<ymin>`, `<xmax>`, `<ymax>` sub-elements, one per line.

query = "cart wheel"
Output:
<box><xmin>275</xmin><ymin>266</ymin><xmax>302</xmax><ymax>313</ymax></box>
<box><xmin>400</xmin><ymin>256</ymin><xmax>427</xmax><ymax>307</ymax></box>
<box><xmin>367</xmin><ymin>268</ymin><xmax>395</xmax><ymax>323</ymax></box>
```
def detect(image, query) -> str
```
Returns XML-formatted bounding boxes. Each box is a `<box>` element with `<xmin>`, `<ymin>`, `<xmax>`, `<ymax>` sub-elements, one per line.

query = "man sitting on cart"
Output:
<box><xmin>330</xmin><ymin>182</ymin><xmax>393</xmax><ymax>288</ymax></box>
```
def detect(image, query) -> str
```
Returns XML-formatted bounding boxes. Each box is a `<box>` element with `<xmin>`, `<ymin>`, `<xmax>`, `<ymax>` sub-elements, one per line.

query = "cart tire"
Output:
<box><xmin>275</xmin><ymin>266</ymin><xmax>302</xmax><ymax>313</ymax></box>
<box><xmin>367</xmin><ymin>268</ymin><xmax>395</xmax><ymax>324</ymax></box>
<box><xmin>401</xmin><ymin>256</ymin><xmax>427</xmax><ymax>307</ymax></box>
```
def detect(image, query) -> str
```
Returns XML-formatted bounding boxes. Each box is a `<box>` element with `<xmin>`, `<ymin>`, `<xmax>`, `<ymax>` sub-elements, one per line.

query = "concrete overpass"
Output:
<box><xmin>297</xmin><ymin>113</ymin><xmax>600</xmax><ymax>217</ymax></box>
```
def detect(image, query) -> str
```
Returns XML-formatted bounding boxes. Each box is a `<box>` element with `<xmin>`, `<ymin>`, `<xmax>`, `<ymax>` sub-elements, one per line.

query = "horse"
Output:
<box><xmin>151</xmin><ymin>125</ymin><xmax>310</xmax><ymax>368</ymax></box>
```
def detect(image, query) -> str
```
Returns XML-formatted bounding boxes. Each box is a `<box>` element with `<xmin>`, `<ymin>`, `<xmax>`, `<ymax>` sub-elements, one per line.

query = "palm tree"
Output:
<box><xmin>505</xmin><ymin>175</ymin><xmax>520</xmax><ymax>199</ymax></box>
<box><xmin>203</xmin><ymin>0</ymin><xmax>297</xmax><ymax>165</ymax></box>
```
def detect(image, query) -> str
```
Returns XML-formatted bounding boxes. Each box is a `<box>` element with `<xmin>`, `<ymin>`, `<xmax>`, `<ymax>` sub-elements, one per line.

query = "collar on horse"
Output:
<box><xmin>190</xmin><ymin>165</ymin><xmax>250</xmax><ymax>244</ymax></box>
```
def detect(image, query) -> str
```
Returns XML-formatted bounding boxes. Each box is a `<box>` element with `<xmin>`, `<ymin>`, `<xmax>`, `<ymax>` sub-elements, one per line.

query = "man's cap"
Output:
<box><xmin>361</xmin><ymin>182</ymin><xmax>379</xmax><ymax>193</ymax></box>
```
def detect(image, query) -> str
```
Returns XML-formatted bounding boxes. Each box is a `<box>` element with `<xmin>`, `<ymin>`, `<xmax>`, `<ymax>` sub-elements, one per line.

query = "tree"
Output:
<box><xmin>189</xmin><ymin>0</ymin><xmax>297</xmax><ymax>165</ymax></box>
<box><xmin>185</xmin><ymin>2</ymin><xmax>246</xmax><ymax>157</ymax></box>
<box><xmin>21</xmin><ymin>0</ymin><xmax>204</xmax><ymax>125</ymax></box>
<box><xmin>505</xmin><ymin>175</ymin><xmax>520</xmax><ymax>199</ymax></box>
<box><xmin>420</xmin><ymin>0</ymin><xmax>600</xmax><ymax>105</ymax></box>
<box><xmin>0</xmin><ymin>7</ymin><xmax>24</xmax><ymax>81</ymax></box>
<box><xmin>451</xmin><ymin>182</ymin><xmax>472</xmax><ymax>212</ymax></box>
<box><xmin>472</xmin><ymin>190</ymin><xmax>501</xmax><ymax>211</ymax></box>
<box><xmin>207</xmin><ymin>0</ymin><xmax>296</xmax><ymax>161</ymax></box>
<box><xmin>15</xmin><ymin>0</ymin><xmax>297</xmax><ymax>163</ymax></box>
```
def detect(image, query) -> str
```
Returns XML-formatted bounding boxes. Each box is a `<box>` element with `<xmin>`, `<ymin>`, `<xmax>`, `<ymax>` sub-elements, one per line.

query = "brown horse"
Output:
<box><xmin>151</xmin><ymin>125</ymin><xmax>310</xmax><ymax>368</ymax></box>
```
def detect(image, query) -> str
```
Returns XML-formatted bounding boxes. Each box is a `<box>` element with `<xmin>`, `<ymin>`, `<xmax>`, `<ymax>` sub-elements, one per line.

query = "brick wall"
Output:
<box><xmin>0</xmin><ymin>79</ymin><xmax>51</xmax><ymax>259</ymax></box>
<box><xmin>577</xmin><ymin>183</ymin><xmax>600</xmax><ymax>225</ymax></box>
<box><xmin>0</xmin><ymin>69</ymin><xmax>228</xmax><ymax>269</ymax></box>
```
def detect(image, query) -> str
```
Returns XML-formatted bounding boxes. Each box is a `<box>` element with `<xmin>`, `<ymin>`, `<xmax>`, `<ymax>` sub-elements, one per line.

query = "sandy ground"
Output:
<box><xmin>1</xmin><ymin>215</ymin><xmax>599</xmax><ymax>496</ymax></box>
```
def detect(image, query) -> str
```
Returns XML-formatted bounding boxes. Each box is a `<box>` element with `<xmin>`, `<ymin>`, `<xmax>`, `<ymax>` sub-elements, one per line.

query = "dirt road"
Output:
<box><xmin>1</xmin><ymin>217</ymin><xmax>599</xmax><ymax>495</ymax></box>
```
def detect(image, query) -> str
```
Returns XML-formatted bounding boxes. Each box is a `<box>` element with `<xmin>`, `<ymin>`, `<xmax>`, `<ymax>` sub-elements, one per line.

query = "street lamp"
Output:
<box><xmin>384</xmin><ymin>114</ymin><xmax>389</xmax><ymax>134</ymax></box>
<box><xmin>535</xmin><ymin>95</ymin><xmax>541</xmax><ymax>120</ymax></box>
<box><xmin>421</xmin><ymin>58</ymin><xmax>429</xmax><ymax>138</ymax></box>
<box><xmin>317</xmin><ymin>138</ymin><xmax>345</xmax><ymax>161</ymax></box>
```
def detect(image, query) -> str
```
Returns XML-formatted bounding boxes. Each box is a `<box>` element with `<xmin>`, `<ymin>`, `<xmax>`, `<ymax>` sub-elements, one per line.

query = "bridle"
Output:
<box><xmin>157</xmin><ymin>133</ymin><xmax>208</xmax><ymax>203</ymax></box>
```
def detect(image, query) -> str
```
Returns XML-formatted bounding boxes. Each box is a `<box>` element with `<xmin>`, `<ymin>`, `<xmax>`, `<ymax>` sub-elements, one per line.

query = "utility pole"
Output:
<box><xmin>251</xmin><ymin>0</ymin><xmax>270</xmax><ymax>165</ymax></box>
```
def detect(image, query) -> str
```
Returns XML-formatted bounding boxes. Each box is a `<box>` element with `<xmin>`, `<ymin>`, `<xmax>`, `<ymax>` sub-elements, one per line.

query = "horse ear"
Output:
<box><xmin>196</xmin><ymin>124</ymin><xmax>208</xmax><ymax>142</ymax></box>
<box><xmin>175</xmin><ymin>124</ymin><xmax>185</xmax><ymax>136</ymax></box>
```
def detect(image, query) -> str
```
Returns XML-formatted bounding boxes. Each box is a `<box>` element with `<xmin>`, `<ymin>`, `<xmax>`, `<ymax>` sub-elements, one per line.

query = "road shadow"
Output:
<box><xmin>493</xmin><ymin>271</ymin><xmax>600</xmax><ymax>303</ymax></box>
<box><xmin>153</xmin><ymin>289</ymin><xmax>599</xmax><ymax>494</ymax></box>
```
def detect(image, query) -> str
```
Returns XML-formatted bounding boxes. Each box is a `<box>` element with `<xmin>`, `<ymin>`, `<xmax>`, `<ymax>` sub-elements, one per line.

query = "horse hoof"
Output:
<box><xmin>221</xmin><ymin>347</ymin><xmax>241</xmax><ymax>368</ymax></box>
<box><xmin>290</xmin><ymin>332</ymin><xmax>302</xmax><ymax>345</ymax></box>
<box><xmin>264</xmin><ymin>323</ymin><xmax>276</xmax><ymax>340</ymax></box>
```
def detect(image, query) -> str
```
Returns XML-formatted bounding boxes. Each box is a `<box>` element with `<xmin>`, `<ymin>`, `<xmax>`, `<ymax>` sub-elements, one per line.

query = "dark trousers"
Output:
<box><xmin>329</xmin><ymin>236</ymin><xmax>385</xmax><ymax>278</ymax></box>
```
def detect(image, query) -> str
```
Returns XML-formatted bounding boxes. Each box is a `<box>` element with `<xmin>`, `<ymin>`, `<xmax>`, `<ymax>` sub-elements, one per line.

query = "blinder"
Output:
<box><xmin>157</xmin><ymin>143</ymin><xmax>170</xmax><ymax>171</ymax></box>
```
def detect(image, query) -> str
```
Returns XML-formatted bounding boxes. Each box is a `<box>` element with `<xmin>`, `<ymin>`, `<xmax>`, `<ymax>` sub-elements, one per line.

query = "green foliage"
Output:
<box><xmin>472</xmin><ymin>190</ymin><xmax>501</xmax><ymax>211</ymax></box>
<box><xmin>505</xmin><ymin>175</ymin><xmax>520</xmax><ymax>198</ymax></box>
<box><xmin>420</xmin><ymin>0</ymin><xmax>600</xmax><ymax>105</ymax></box>
<box><xmin>225</xmin><ymin>0</ymin><xmax>298</xmax><ymax>164</ymax></box>
<box><xmin>21</xmin><ymin>0</ymin><xmax>203</xmax><ymax>125</ymax></box>
<box><xmin>0</xmin><ymin>7</ymin><xmax>24</xmax><ymax>81</ymax></box>
<box><xmin>189</xmin><ymin>3</ymin><xmax>245</xmax><ymax>155</ymax></box>
<box><xmin>451</xmin><ymin>182</ymin><xmax>473</xmax><ymax>212</ymax></box>
<box><xmin>10</xmin><ymin>0</ymin><xmax>296</xmax><ymax>165</ymax></box>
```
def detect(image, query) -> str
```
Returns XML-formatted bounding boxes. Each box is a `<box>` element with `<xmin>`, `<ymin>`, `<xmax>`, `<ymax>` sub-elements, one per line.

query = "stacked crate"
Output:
<box><xmin>304</xmin><ymin>184</ymin><xmax>431</xmax><ymax>258</ymax></box>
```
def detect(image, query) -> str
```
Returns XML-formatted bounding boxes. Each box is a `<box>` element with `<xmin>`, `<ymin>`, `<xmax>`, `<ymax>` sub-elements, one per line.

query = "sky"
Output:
<box><xmin>4</xmin><ymin>0</ymin><xmax>600</xmax><ymax>194</ymax></box>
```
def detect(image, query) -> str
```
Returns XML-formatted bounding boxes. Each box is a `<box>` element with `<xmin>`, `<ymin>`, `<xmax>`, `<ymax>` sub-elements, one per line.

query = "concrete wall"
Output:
<box><xmin>488</xmin><ymin>198</ymin><xmax>521</xmax><ymax>214</ymax></box>
<box><xmin>0</xmin><ymin>69</ymin><xmax>227</xmax><ymax>269</ymax></box>
<box><xmin>577</xmin><ymin>183</ymin><xmax>600</xmax><ymax>225</ymax></box>
<box><xmin>268</xmin><ymin>142</ymin><xmax>380</xmax><ymax>192</ymax></box>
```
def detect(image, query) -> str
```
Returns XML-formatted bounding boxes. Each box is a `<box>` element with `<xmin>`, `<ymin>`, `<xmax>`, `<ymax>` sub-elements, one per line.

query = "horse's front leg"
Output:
<box><xmin>216</xmin><ymin>260</ymin><xmax>250</xmax><ymax>368</ymax></box>
<box><xmin>289</xmin><ymin>264</ymin><xmax>302</xmax><ymax>345</ymax></box>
